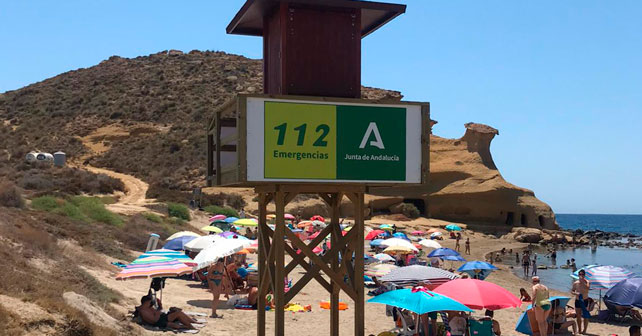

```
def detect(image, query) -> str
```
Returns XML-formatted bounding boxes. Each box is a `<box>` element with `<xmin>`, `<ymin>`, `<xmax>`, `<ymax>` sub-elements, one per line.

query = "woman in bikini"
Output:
<box><xmin>208</xmin><ymin>258</ymin><xmax>225</xmax><ymax>318</ymax></box>
<box><xmin>531</xmin><ymin>276</ymin><xmax>551</xmax><ymax>336</ymax></box>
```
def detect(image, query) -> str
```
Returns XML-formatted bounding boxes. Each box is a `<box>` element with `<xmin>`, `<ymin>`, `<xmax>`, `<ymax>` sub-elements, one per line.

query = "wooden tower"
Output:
<box><xmin>225</xmin><ymin>1</ymin><xmax>407</xmax><ymax>335</ymax></box>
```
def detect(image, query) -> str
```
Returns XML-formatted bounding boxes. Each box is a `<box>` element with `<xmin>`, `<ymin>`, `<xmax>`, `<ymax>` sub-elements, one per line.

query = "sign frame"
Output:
<box><xmin>207</xmin><ymin>94</ymin><xmax>429</xmax><ymax>187</ymax></box>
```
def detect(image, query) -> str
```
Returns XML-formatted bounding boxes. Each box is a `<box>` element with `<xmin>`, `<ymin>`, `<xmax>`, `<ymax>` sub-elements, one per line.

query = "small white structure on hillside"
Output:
<box><xmin>53</xmin><ymin>151</ymin><xmax>66</xmax><ymax>167</ymax></box>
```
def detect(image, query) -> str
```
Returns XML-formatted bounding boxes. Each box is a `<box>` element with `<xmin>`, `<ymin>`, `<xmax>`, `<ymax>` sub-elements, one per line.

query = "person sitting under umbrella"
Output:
<box><xmin>138</xmin><ymin>295</ymin><xmax>196</xmax><ymax>330</ymax></box>
<box><xmin>479</xmin><ymin>309</ymin><xmax>501</xmax><ymax>336</ymax></box>
<box><xmin>448</xmin><ymin>311</ymin><xmax>467</xmax><ymax>336</ymax></box>
<box><xmin>550</xmin><ymin>300</ymin><xmax>578</xmax><ymax>335</ymax></box>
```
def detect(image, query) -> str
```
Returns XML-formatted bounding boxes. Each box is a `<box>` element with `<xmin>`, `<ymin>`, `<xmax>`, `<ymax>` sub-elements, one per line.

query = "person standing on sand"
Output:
<box><xmin>571</xmin><ymin>269</ymin><xmax>591</xmax><ymax>334</ymax></box>
<box><xmin>455</xmin><ymin>234</ymin><xmax>461</xmax><ymax>252</ymax></box>
<box><xmin>465</xmin><ymin>238</ymin><xmax>470</xmax><ymax>254</ymax></box>
<box><xmin>207</xmin><ymin>258</ymin><xmax>225</xmax><ymax>318</ymax></box>
<box><xmin>531</xmin><ymin>276</ymin><xmax>551</xmax><ymax>336</ymax></box>
<box><xmin>516</xmin><ymin>252</ymin><xmax>520</xmax><ymax>264</ymax></box>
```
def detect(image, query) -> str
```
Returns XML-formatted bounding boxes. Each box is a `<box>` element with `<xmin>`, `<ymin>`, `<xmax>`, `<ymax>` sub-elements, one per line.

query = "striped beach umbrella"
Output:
<box><xmin>584</xmin><ymin>265</ymin><xmax>634</xmax><ymax>289</ymax></box>
<box><xmin>138</xmin><ymin>249</ymin><xmax>196</xmax><ymax>266</ymax></box>
<box><xmin>116</xmin><ymin>257</ymin><xmax>192</xmax><ymax>280</ymax></box>
<box><xmin>380</xmin><ymin>265</ymin><xmax>459</xmax><ymax>288</ymax></box>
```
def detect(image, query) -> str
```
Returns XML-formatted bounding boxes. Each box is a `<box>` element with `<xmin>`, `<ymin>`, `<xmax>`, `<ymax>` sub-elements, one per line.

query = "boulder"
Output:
<box><xmin>62</xmin><ymin>292</ymin><xmax>121</xmax><ymax>332</ymax></box>
<box><xmin>285</xmin><ymin>199</ymin><xmax>329</xmax><ymax>219</ymax></box>
<box><xmin>388</xmin><ymin>203</ymin><xmax>405</xmax><ymax>214</ymax></box>
<box><xmin>512</xmin><ymin>228</ymin><xmax>544</xmax><ymax>243</ymax></box>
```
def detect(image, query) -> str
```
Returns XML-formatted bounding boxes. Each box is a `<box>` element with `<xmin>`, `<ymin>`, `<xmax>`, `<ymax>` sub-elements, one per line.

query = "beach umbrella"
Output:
<box><xmin>370</xmin><ymin>239</ymin><xmax>385</xmax><ymax>247</ymax></box>
<box><xmin>234</xmin><ymin>218</ymin><xmax>258</xmax><ymax>227</ymax></box>
<box><xmin>384</xmin><ymin>245</ymin><xmax>415</xmax><ymax>254</ymax></box>
<box><xmin>166</xmin><ymin>231</ymin><xmax>200</xmax><ymax>241</ymax></box>
<box><xmin>364</xmin><ymin>254</ymin><xmax>377</xmax><ymax>265</ymax></box>
<box><xmin>392</xmin><ymin>232</ymin><xmax>409</xmax><ymax>240</ymax></box>
<box><xmin>310</xmin><ymin>215</ymin><xmax>325</xmax><ymax>222</ymax></box>
<box><xmin>200</xmin><ymin>225</ymin><xmax>223</xmax><ymax>233</ymax></box>
<box><xmin>373</xmin><ymin>253</ymin><xmax>396</xmax><ymax>263</ymax></box>
<box><xmin>297</xmin><ymin>220</ymin><xmax>313</xmax><ymax>228</ymax></box>
<box><xmin>430</xmin><ymin>232</ymin><xmax>443</xmax><ymax>239</ymax></box>
<box><xmin>191</xmin><ymin>239</ymin><xmax>248</xmax><ymax>270</ymax></box>
<box><xmin>138</xmin><ymin>249</ymin><xmax>196</xmax><ymax>266</ymax></box>
<box><xmin>428</xmin><ymin>248</ymin><xmax>463</xmax><ymax>260</ymax></box>
<box><xmin>184</xmin><ymin>235</ymin><xmax>224</xmax><ymax>252</ymax></box>
<box><xmin>343</xmin><ymin>226</ymin><xmax>353</xmax><ymax>232</ymax></box>
<box><xmin>457</xmin><ymin>261</ymin><xmax>498</xmax><ymax>280</ymax></box>
<box><xmin>365</xmin><ymin>264</ymin><xmax>398</xmax><ymax>277</ymax></box>
<box><xmin>379</xmin><ymin>224</ymin><xmax>394</xmax><ymax>231</ymax></box>
<box><xmin>433</xmin><ymin>279</ymin><xmax>521</xmax><ymax>310</ymax></box>
<box><xmin>515</xmin><ymin>296</ymin><xmax>571</xmax><ymax>335</ymax></box>
<box><xmin>380</xmin><ymin>265</ymin><xmax>459</xmax><ymax>288</ymax></box>
<box><xmin>380</xmin><ymin>238</ymin><xmax>417</xmax><ymax>250</ymax></box>
<box><xmin>418</xmin><ymin>239</ymin><xmax>442</xmax><ymax>250</ymax></box>
<box><xmin>308</xmin><ymin>231</ymin><xmax>321</xmax><ymax>240</ymax></box>
<box><xmin>224</xmin><ymin>217</ymin><xmax>239</xmax><ymax>223</ymax></box>
<box><xmin>585</xmin><ymin>265</ymin><xmax>634</xmax><ymax>289</ymax></box>
<box><xmin>445</xmin><ymin>224</ymin><xmax>461</xmax><ymax>231</ymax></box>
<box><xmin>570</xmin><ymin>265</ymin><xmax>599</xmax><ymax>280</ymax></box>
<box><xmin>284</xmin><ymin>213</ymin><xmax>296</xmax><ymax>220</ymax></box>
<box><xmin>116</xmin><ymin>257</ymin><xmax>192</xmax><ymax>280</ymax></box>
<box><xmin>209</xmin><ymin>214</ymin><xmax>226</xmax><ymax>221</ymax></box>
<box><xmin>368</xmin><ymin>287</ymin><xmax>472</xmax><ymax>315</ymax></box>
<box><xmin>604</xmin><ymin>277</ymin><xmax>642</xmax><ymax>308</ymax></box>
<box><xmin>411</xmin><ymin>230</ymin><xmax>424</xmax><ymax>236</ymax></box>
<box><xmin>162</xmin><ymin>235</ymin><xmax>197</xmax><ymax>251</ymax></box>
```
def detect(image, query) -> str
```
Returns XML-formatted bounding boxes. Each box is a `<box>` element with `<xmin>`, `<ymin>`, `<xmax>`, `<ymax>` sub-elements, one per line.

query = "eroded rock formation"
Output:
<box><xmin>371</xmin><ymin>122</ymin><xmax>557</xmax><ymax>229</ymax></box>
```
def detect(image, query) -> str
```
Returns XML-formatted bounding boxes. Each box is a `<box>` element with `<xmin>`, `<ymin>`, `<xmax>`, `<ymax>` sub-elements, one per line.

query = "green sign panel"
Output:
<box><xmin>264</xmin><ymin>101</ymin><xmax>407</xmax><ymax>181</ymax></box>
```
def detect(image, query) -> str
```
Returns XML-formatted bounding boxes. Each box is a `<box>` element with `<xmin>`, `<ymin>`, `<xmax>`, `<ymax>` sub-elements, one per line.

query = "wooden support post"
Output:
<box><xmin>257</xmin><ymin>192</ymin><xmax>268</xmax><ymax>336</ymax></box>
<box><xmin>274</xmin><ymin>190</ymin><xmax>286</xmax><ymax>336</ymax></box>
<box><xmin>353</xmin><ymin>192</ymin><xmax>365</xmax><ymax>336</ymax></box>
<box><xmin>330</xmin><ymin>193</ymin><xmax>341</xmax><ymax>336</ymax></box>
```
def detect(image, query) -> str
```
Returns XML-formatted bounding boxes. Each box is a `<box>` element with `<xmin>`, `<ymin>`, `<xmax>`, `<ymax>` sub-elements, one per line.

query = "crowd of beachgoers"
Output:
<box><xmin>111</xmin><ymin>214</ymin><xmax>641</xmax><ymax>336</ymax></box>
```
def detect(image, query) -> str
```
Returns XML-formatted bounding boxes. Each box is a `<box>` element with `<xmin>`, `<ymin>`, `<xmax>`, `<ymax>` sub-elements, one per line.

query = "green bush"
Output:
<box><xmin>204</xmin><ymin>205</ymin><xmax>239</xmax><ymax>218</ymax></box>
<box><xmin>31</xmin><ymin>195</ymin><xmax>123</xmax><ymax>226</ymax></box>
<box><xmin>167</xmin><ymin>202</ymin><xmax>190</xmax><ymax>221</ymax></box>
<box><xmin>31</xmin><ymin>196</ymin><xmax>62</xmax><ymax>211</ymax></box>
<box><xmin>400</xmin><ymin>203</ymin><xmax>421</xmax><ymax>219</ymax></box>
<box><xmin>53</xmin><ymin>202</ymin><xmax>88</xmax><ymax>222</ymax></box>
<box><xmin>143</xmin><ymin>212</ymin><xmax>162</xmax><ymax>223</ymax></box>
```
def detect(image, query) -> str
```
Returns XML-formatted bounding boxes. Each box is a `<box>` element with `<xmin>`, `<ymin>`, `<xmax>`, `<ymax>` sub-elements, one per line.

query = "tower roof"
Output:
<box><xmin>227</xmin><ymin>0</ymin><xmax>406</xmax><ymax>38</ymax></box>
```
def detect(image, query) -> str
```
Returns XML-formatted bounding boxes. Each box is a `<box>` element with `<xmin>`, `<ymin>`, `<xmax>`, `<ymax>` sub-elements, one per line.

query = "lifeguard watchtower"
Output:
<box><xmin>208</xmin><ymin>1</ymin><xmax>428</xmax><ymax>335</ymax></box>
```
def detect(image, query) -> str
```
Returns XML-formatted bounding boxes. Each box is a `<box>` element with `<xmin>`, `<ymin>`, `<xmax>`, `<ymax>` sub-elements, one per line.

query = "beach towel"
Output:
<box><xmin>578</xmin><ymin>294</ymin><xmax>591</xmax><ymax>318</ymax></box>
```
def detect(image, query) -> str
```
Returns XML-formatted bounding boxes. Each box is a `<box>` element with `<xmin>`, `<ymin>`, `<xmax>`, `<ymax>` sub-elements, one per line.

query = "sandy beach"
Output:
<box><xmin>90</xmin><ymin>217</ymin><xmax>633</xmax><ymax>336</ymax></box>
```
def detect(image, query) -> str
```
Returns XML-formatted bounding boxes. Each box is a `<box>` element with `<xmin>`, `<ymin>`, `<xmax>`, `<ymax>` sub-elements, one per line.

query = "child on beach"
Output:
<box><xmin>519</xmin><ymin>288</ymin><xmax>532</xmax><ymax>302</ymax></box>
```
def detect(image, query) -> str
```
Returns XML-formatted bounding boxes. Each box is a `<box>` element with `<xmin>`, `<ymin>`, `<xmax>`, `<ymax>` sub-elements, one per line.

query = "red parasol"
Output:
<box><xmin>433</xmin><ymin>279</ymin><xmax>521</xmax><ymax>310</ymax></box>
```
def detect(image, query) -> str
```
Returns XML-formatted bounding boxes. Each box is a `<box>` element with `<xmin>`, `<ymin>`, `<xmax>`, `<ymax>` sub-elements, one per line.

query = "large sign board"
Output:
<box><xmin>244</xmin><ymin>97</ymin><xmax>424</xmax><ymax>184</ymax></box>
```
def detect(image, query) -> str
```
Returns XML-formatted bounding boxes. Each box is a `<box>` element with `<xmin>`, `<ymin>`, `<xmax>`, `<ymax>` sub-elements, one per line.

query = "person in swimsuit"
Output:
<box><xmin>571</xmin><ymin>269</ymin><xmax>591</xmax><ymax>334</ymax></box>
<box><xmin>138</xmin><ymin>295</ymin><xmax>195</xmax><ymax>330</ymax></box>
<box><xmin>522</xmin><ymin>253</ymin><xmax>531</xmax><ymax>277</ymax></box>
<box><xmin>519</xmin><ymin>288</ymin><xmax>532</xmax><ymax>302</ymax></box>
<box><xmin>551</xmin><ymin>300</ymin><xmax>578</xmax><ymax>335</ymax></box>
<box><xmin>531</xmin><ymin>276</ymin><xmax>551</xmax><ymax>336</ymax></box>
<box><xmin>208</xmin><ymin>258</ymin><xmax>225</xmax><ymax>318</ymax></box>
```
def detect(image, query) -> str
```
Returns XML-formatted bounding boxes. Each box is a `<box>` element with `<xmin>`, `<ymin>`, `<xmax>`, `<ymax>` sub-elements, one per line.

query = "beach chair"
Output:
<box><xmin>468</xmin><ymin>319</ymin><xmax>493</xmax><ymax>336</ymax></box>
<box><xmin>604</xmin><ymin>301</ymin><xmax>635</xmax><ymax>322</ymax></box>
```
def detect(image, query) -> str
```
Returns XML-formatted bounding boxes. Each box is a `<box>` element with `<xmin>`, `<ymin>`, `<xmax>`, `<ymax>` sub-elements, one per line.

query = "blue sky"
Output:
<box><xmin>1</xmin><ymin>1</ymin><xmax>641</xmax><ymax>214</ymax></box>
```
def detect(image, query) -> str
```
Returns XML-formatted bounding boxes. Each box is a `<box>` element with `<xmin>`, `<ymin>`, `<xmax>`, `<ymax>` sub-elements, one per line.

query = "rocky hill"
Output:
<box><xmin>0</xmin><ymin>50</ymin><xmax>555</xmax><ymax>228</ymax></box>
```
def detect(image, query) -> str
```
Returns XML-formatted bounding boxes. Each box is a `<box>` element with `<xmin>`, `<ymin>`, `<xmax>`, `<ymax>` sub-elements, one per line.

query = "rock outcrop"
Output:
<box><xmin>371</xmin><ymin>122</ymin><xmax>557</xmax><ymax>229</ymax></box>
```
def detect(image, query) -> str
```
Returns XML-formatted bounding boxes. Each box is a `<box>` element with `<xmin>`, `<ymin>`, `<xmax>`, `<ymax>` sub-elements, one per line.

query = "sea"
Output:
<box><xmin>504</xmin><ymin>214</ymin><xmax>642</xmax><ymax>293</ymax></box>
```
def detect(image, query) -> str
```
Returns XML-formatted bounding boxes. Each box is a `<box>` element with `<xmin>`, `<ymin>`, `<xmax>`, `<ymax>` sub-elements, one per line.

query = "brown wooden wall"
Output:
<box><xmin>263</xmin><ymin>3</ymin><xmax>361</xmax><ymax>98</ymax></box>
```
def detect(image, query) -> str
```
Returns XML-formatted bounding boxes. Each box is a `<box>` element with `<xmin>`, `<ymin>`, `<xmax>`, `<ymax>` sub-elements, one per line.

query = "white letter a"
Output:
<box><xmin>359</xmin><ymin>122</ymin><xmax>385</xmax><ymax>149</ymax></box>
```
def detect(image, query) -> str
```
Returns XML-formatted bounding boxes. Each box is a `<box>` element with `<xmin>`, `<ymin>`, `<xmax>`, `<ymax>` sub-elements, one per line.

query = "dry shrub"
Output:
<box><xmin>0</xmin><ymin>181</ymin><xmax>25</xmax><ymax>208</ymax></box>
<box><xmin>0</xmin><ymin>304</ymin><xmax>23</xmax><ymax>335</ymax></box>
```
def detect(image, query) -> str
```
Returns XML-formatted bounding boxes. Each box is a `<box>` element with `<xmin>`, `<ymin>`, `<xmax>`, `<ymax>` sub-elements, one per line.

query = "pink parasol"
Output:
<box><xmin>411</xmin><ymin>230</ymin><xmax>424</xmax><ymax>236</ymax></box>
<box><xmin>209</xmin><ymin>214</ymin><xmax>226</xmax><ymax>222</ymax></box>
<box><xmin>433</xmin><ymin>279</ymin><xmax>521</xmax><ymax>310</ymax></box>
<box><xmin>365</xmin><ymin>230</ymin><xmax>385</xmax><ymax>240</ymax></box>
<box><xmin>284</xmin><ymin>214</ymin><xmax>296</xmax><ymax>220</ymax></box>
